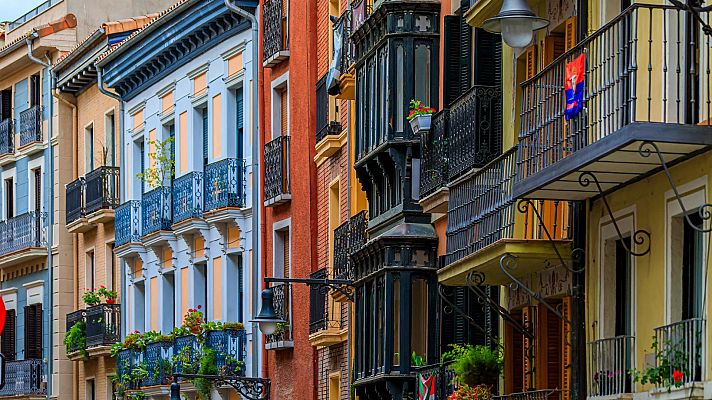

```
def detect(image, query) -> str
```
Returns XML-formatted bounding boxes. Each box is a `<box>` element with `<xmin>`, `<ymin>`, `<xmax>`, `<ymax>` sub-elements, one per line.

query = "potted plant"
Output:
<box><xmin>63</xmin><ymin>320</ymin><xmax>87</xmax><ymax>358</ymax></box>
<box><xmin>442</xmin><ymin>344</ymin><xmax>503</xmax><ymax>389</ymax></box>
<box><xmin>98</xmin><ymin>285</ymin><xmax>118</xmax><ymax>304</ymax></box>
<box><xmin>82</xmin><ymin>289</ymin><xmax>101</xmax><ymax>307</ymax></box>
<box><xmin>448</xmin><ymin>384</ymin><xmax>493</xmax><ymax>400</ymax></box>
<box><xmin>631</xmin><ymin>336</ymin><xmax>689</xmax><ymax>391</ymax></box>
<box><xmin>407</xmin><ymin>99</ymin><xmax>436</xmax><ymax>134</ymax></box>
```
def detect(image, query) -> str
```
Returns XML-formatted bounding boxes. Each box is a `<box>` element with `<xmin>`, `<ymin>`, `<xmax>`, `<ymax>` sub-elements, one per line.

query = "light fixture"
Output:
<box><xmin>170</xmin><ymin>378</ymin><xmax>180</xmax><ymax>400</ymax></box>
<box><xmin>250</xmin><ymin>288</ymin><xmax>283</xmax><ymax>335</ymax></box>
<box><xmin>482</xmin><ymin>0</ymin><xmax>549</xmax><ymax>49</ymax></box>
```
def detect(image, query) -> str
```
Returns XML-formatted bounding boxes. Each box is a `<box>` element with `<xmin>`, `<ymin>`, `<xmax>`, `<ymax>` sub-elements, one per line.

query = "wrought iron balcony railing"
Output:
<box><xmin>266</xmin><ymin>283</ymin><xmax>292</xmax><ymax>346</ymax></box>
<box><xmin>494</xmin><ymin>389</ymin><xmax>564</xmax><ymax>400</ymax></box>
<box><xmin>0</xmin><ymin>118</ymin><xmax>14</xmax><ymax>155</ymax></box>
<box><xmin>351</xmin><ymin>0</ymin><xmax>373</xmax><ymax>33</ymax></box>
<box><xmin>205</xmin><ymin>328</ymin><xmax>247</xmax><ymax>375</ymax></box>
<box><xmin>173</xmin><ymin>171</ymin><xmax>203</xmax><ymax>224</ymax></box>
<box><xmin>115</xmin><ymin>200</ymin><xmax>141</xmax><ymax>247</ymax></box>
<box><xmin>655</xmin><ymin>318</ymin><xmax>705</xmax><ymax>384</ymax></box>
<box><xmin>333</xmin><ymin>210</ymin><xmax>367</xmax><ymax>280</ymax></box>
<box><xmin>0</xmin><ymin>211</ymin><xmax>47</xmax><ymax>257</ymax></box>
<box><xmin>588</xmin><ymin>335</ymin><xmax>635</xmax><ymax>396</ymax></box>
<box><xmin>0</xmin><ymin>359</ymin><xmax>45</xmax><ymax>396</ymax></box>
<box><xmin>85</xmin><ymin>166</ymin><xmax>120</xmax><ymax>215</ymax></box>
<box><xmin>420</xmin><ymin>110</ymin><xmax>449</xmax><ymax>197</ymax></box>
<box><xmin>336</xmin><ymin>10</ymin><xmax>355</xmax><ymax>72</ymax></box>
<box><xmin>264</xmin><ymin>135</ymin><xmax>290</xmax><ymax>204</ymax></box>
<box><xmin>85</xmin><ymin>304</ymin><xmax>121</xmax><ymax>347</ymax></box>
<box><xmin>316</xmin><ymin>76</ymin><xmax>330</xmax><ymax>143</ymax></box>
<box><xmin>65</xmin><ymin>310</ymin><xmax>86</xmax><ymax>354</ymax></box>
<box><xmin>413</xmin><ymin>364</ymin><xmax>457</xmax><ymax>400</ymax></box>
<box><xmin>18</xmin><ymin>105</ymin><xmax>42</xmax><ymax>147</ymax></box>
<box><xmin>309</xmin><ymin>268</ymin><xmax>332</xmax><ymax>334</ymax></box>
<box><xmin>144</xmin><ymin>339</ymin><xmax>173</xmax><ymax>386</ymax></box>
<box><xmin>66</xmin><ymin>177</ymin><xmax>85</xmax><ymax>224</ymax></box>
<box><xmin>518</xmin><ymin>4</ymin><xmax>712</xmax><ymax>186</ymax></box>
<box><xmin>263</xmin><ymin>0</ymin><xmax>288</xmax><ymax>63</ymax></box>
<box><xmin>204</xmin><ymin>158</ymin><xmax>245</xmax><ymax>212</ymax></box>
<box><xmin>142</xmin><ymin>186</ymin><xmax>172</xmax><ymax>236</ymax></box>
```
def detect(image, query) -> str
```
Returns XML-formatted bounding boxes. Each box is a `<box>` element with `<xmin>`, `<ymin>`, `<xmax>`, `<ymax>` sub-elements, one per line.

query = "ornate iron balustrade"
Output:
<box><xmin>351</xmin><ymin>0</ymin><xmax>373</xmax><ymax>33</ymax></box>
<box><xmin>85</xmin><ymin>166</ymin><xmax>120</xmax><ymax>215</ymax></box>
<box><xmin>333</xmin><ymin>210</ymin><xmax>367</xmax><ymax>280</ymax></box>
<box><xmin>66</xmin><ymin>177</ymin><xmax>85</xmax><ymax>224</ymax></box>
<box><xmin>85</xmin><ymin>304</ymin><xmax>121</xmax><ymax>348</ymax></box>
<box><xmin>144</xmin><ymin>340</ymin><xmax>173</xmax><ymax>386</ymax></box>
<box><xmin>0</xmin><ymin>359</ymin><xmax>46</xmax><ymax>396</ymax></box>
<box><xmin>65</xmin><ymin>310</ymin><xmax>85</xmax><ymax>354</ymax></box>
<box><xmin>266</xmin><ymin>283</ymin><xmax>292</xmax><ymax>345</ymax></box>
<box><xmin>518</xmin><ymin>4</ymin><xmax>712</xmax><ymax>183</ymax></box>
<box><xmin>655</xmin><ymin>318</ymin><xmax>705</xmax><ymax>384</ymax></box>
<box><xmin>173</xmin><ymin>171</ymin><xmax>204</xmax><ymax>224</ymax></box>
<box><xmin>309</xmin><ymin>269</ymin><xmax>330</xmax><ymax>334</ymax></box>
<box><xmin>115</xmin><ymin>200</ymin><xmax>141</xmax><ymax>247</ymax></box>
<box><xmin>142</xmin><ymin>187</ymin><xmax>172</xmax><ymax>236</ymax></box>
<box><xmin>173</xmin><ymin>335</ymin><xmax>200</xmax><ymax>376</ymax></box>
<box><xmin>205</xmin><ymin>328</ymin><xmax>247</xmax><ymax>376</ymax></box>
<box><xmin>413</xmin><ymin>364</ymin><xmax>458</xmax><ymax>400</ymax></box>
<box><xmin>494</xmin><ymin>390</ymin><xmax>564</xmax><ymax>400</ymax></box>
<box><xmin>448</xmin><ymin>85</ymin><xmax>501</xmax><ymax>180</ymax></box>
<box><xmin>316</xmin><ymin>76</ymin><xmax>329</xmax><ymax>143</ymax></box>
<box><xmin>0</xmin><ymin>211</ymin><xmax>47</xmax><ymax>257</ymax></box>
<box><xmin>0</xmin><ymin>118</ymin><xmax>13</xmax><ymax>155</ymax></box>
<box><xmin>204</xmin><ymin>158</ymin><xmax>245</xmax><ymax>211</ymax></box>
<box><xmin>588</xmin><ymin>335</ymin><xmax>635</xmax><ymax>396</ymax></box>
<box><xmin>264</xmin><ymin>135</ymin><xmax>290</xmax><ymax>203</ymax></box>
<box><xmin>420</xmin><ymin>110</ymin><xmax>449</xmax><ymax>197</ymax></box>
<box><xmin>263</xmin><ymin>0</ymin><xmax>288</xmax><ymax>62</ymax></box>
<box><xmin>336</xmin><ymin>10</ymin><xmax>355</xmax><ymax>71</ymax></box>
<box><xmin>117</xmin><ymin>348</ymin><xmax>144</xmax><ymax>389</ymax></box>
<box><xmin>18</xmin><ymin>105</ymin><xmax>42</xmax><ymax>146</ymax></box>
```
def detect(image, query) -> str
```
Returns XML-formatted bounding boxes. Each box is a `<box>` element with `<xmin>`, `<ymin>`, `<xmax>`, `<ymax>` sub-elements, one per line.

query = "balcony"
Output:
<box><xmin>0</xmin><ymin>119</ymin><xmax>15</xmax><ymax>166</ymax></box>
<box><xmin>654</xmin><ymin>318</ymin><xmax>705</xmax><ymax>385</ymax></box>
<box><xmin>514</xmin><ymin>4</ymin><xmax>712</xmax><ymax>201</ymax></box>
<box><xmin>587</xmin><ymin>336</ymin><xmax>635</xmax><ymax>397</ymax></box>
<box><xmin>204</xmin><ymin>158</ymin><xmax>246</xmax><ymax>213</ymax></box>
<box><xmin>413</xmin><ymin>364</ymin><xmax>457</xmax><ymax>400</ymax></box>
<box><xmin>351</xmin><ymin>0</ymin><xmax>373</xmax><ymax>33</ymax></box>
<box><xmin>263</xmin><ymin>0</ymin><xmax>289</xmax><ymax>67</ymax></box>
<box><xmin>333</xmin><ymin>210</ymin><xmax>368</xmax><ymax>283</ymax></box>
<box><xmin>266</xmin><ymin>283</ymin><xmax>293</xmax><ymax>350</ymax></box>
<box><xmin>65</xmin><ymin>304</ymin><xmax>121</xmax><ymax>360</ymax></box>
<box><xmin>66</xmin><ymin>167</ymin><xmax>120</xmax><ymax>232</ymax></box>
<box><xmin>142</xmin><ymin>187</ymin><xmax>172</xmax><ymax>237</ymax></box>
<box><xmin>18</xmin><ymin>106</ymin><xmax>42</xmax><ymax>152</ymax></box>
<box><xmin>309</xmin><ymin>268</ymin><xmax>345</xmax><ymax>347</ymax></box>
<box><xmin>438</xmin><ymin>148</ymin><xmax>573</xmax><ymax>286</ymax></box>
<box><xmin>316</xmin><ymin>75</ymin><xmax>345</xmax><ymax>158</ymax></box>
<box><xmin>0</xmin><ymin>212</ymin><xmax>47</xmax><ymax>268</ymax></box>
<box><xmin>264</xmin><ymin>135</ymin><xmax>291</xmax><ymax>206</ymax></box>
<box><xmin>0</xmin><ymin>359</ymin><xmax>46</xmax><ymax>397</ymax></box>
<box><xmin>114</xmin><ymin>200</ymin><xmax>142</xmax><ymax>248</ymax></box>
<box><xmin>495</xmin><ymin>390</ymin><xmax>566</xmax><ymax>400</ymax></box>
<box><xmin>172</xmin><ymin>171</ymin><xmax>203</xmax><ymax>225</ymax></box>
<box><xmin>334</xmin><ymin>10</ymin><xmax>355</xmax><ymax>100</ymax></box>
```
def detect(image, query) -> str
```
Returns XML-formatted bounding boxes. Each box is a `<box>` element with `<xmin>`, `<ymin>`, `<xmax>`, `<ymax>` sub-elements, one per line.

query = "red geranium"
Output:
<box><xmin>673</xmin><ymin>369</ymin><xmax>684</xmax><ymax>383</ymax></box>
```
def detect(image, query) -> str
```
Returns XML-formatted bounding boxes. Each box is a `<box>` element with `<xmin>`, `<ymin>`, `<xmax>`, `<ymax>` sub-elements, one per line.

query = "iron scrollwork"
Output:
<box><xmin>438</xmin><ymin>285</ymin><xmax>502</xmax><ymax>348</ymax></box>
<box><xmin>464</xmin><ymin>272</ymin><xmax>533</xmax><ymax>339</ymax></box>
<box><xmin>173</xmin><ymin>374</ymin><xmax>270</xmax><ymax>400</ymax></box>
<box><xmin>578</xmin><ymin>171</ymin><xmax>652</xmax><ymax>256</ymax></box>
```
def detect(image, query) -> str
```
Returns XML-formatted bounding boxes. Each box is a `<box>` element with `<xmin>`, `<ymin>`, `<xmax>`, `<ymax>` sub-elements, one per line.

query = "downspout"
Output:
<box><xmin>224</xmin><ymin>0</ymin><xmax>261</xmax><ymax>379</ymax></box>
<box><xmin>26</xmin><ymin>34</ymin><xmax>53</xmax><ymax>399</ymax></box>
<box><xmin>96</xmin><ymin>67</ymin><xmax>126</xmax><ymax>337</ymax></box>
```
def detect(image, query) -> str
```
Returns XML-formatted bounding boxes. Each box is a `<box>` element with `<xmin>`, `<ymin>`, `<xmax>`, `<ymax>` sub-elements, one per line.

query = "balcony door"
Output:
<box><xmin>682</xmin><ymin>213</ymin><xmax>704</xmax><ymax>321</ymax></box>
<box><xmin>30</xmin><ymin>75</ymin><xmax>40</xmax><ymax>108</ymax></box>
<box><xmin>5</xmin><ymin>177</ymin><xmax>13</xmax><ymax>219</ymax></box>
<box><xmin>0</xmin><ymin>89</ymin><xmax>11</xmax><ymax>122</ymax></box>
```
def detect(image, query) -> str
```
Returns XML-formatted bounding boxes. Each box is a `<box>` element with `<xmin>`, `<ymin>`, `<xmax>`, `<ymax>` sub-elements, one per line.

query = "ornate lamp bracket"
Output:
<box><xmin>264</xmin><ymin>276</ymin><xmax>355</xmax><ymax>301</ymax></box>
<box><xmin>578</xmin><ymin>171</ymin><xmax>652</xmax><ymax>256</ymax></box>
<box><xmin>172</xmin><ymin>374</ymin><xmax>270</xmax><ymax>400</ymax></box>
<box><xmin>438</xmin><ymin>285</ymin><xmax>501</xmax><ymax>346</ymax></box>
<box><xmin>499</xmin><ymin>253</ymin><xmax>571</xmax><ymax>326</ymax></box>
<box><xmin>639</xmin><ymin>141</ymin><xmax>712</xmax><ymax>233</ymax></box>
<box><xmin>464</xmin><ymin>272</ymin><xmax>533</xmax><ymax>339</ymax></box>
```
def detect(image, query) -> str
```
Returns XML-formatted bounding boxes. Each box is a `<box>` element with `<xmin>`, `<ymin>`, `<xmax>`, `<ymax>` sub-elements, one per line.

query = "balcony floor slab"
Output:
<box><xmin>514</xmin><ymin>123</ymin><xmax>712</xmax><ymax>201</ymax></box>
<box><xmin>66</xmin><ymin>218</ymin><xmax>94</xmax><ymax>234</ymax></box>
<box><xmin>0</xmin><ymin>248</ymin><xmax>48</xmax><ymax>270</ymax></box>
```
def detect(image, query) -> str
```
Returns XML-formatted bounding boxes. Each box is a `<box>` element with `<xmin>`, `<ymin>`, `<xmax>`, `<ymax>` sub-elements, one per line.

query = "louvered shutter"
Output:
<box><xmin>283</xmin><ymin>231</ymin><xmax>290</xmax><ymax>278</ymax></box>
<box><xmin>236</xmin><ymin>90</ymin><xmax>244</xmax><ymax>160</ymax></box>
<box><xmin>202</xmin><ymin>108</ymin><xmax>209</xmax><ymax>165</ymax></box>
<box><xmin>0</xmin><ymin>90</ymin><xmax>11</xmax><ymax>121</ymax></box>
<box><xmin>522</xmin><ymin>306</ymin><xmax>535</xmax><ymax>390</ymax></box>
<box><xmin>543</xmin><ymin>34</ymin><xmax>566</xmax><ymax>67</ymax></box>
<box><xmin>565</xmin><ymin>17</ymin><xmax>577</xmax><ymax>51</ymax></box>
<box><xmin>525</xmin><ymin>45</ymin><xmax>537</xmax><ymax>80</ymax></box>
<box><xmin>473</xmin><ymin>28</ymin><xmax>502</xmax><ymax>86</ymax></box>
<box><xmin>561</xmin><ymin>297</ymin><xmax>573</xmax><ymax>400</ymax></box>
<box><xmin>458</xmin><ymin>0</ymin><xmax>472</xmax><ymax>93</ymax></box>
<box><xmin>544</xmin><ymin>305</ymin><xmax>562</xmax><ymax>390</ymax></box>
<box><xmin>443</xmin><ymin>16</ymin><xmax>462</xmax><ymax>107</ymax></box>
<box><xmin>452</xmin><ymin>287</ymin><xmax>467</xmax><ymax>344</ymax></box>
<box><xmin>280</xmin><ymin>88</ymin><xmax>289</xmax><ymax>135</ymax></box>
<box><xmin>24</xmin><ymin>304</ymin><xmax>42</xmax><ymax>359</ymax></box>
<box><xmin>1</xmin><ymin>309</ymin><xmax>16</xmax><ymax>361</ymax></box>
<box><xmin>505</xmin><ymin>311</ymin><xmax>524</xmax><ymax>393</ymax></box>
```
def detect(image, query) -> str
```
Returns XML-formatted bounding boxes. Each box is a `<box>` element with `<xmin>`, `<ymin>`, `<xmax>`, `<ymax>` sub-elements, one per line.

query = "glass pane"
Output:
<box><xmin>396</xmin><ymin>45</ymin><xmax>404</xmax><ymax>132</ymax></box>
<box><xmin>393</xmin><ymin>277</ymin><xmax>400</xmax><ymax>366</ymax></box>
<box><xmin>414</xmin><ymin>43</ymin><xmax>431</xmax><ymax>107</ymax></box>
<box><xmin>411</xmin><ymin>278</ymin><xmax>428</xmax><ymax>365</ymax></box>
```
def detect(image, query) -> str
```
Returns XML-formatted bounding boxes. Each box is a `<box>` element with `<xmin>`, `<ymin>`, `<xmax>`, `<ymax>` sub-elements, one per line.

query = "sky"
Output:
<box><xmin>0</xmin><ymin>0</ymin><xmax>47</xmax><ymax>23</ymax></box>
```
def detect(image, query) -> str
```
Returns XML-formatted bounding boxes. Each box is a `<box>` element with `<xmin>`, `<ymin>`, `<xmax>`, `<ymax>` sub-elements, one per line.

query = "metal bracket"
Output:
<box><xmin>264</xmin><ymin>276</ymin><xmax>354</xmax><ymax>301</ymax></box>
<box><xmin>578</xmin><ymin>171</ymin><xmax>652</xmax><ymax>256</ymax></box>
<box><xmin>437</xmin><ymin>285</ymin><xmax>502</xmax><ymax>348</ymax></box>
<box><xmin>173</xmin><ymin>374</ymin><xmax>270</xmax><ymax>400</ymax></box>
<box><xmin>465</xmin><ymin>272</ymin><xmax>534</xmax><ymax>339</ymax></box>
<box><xmin>669</xmin><ymin>0</ymin><xmax>712</xmax><ymax>38</ymax></box>
<box><xmin>639</xmin><ymin>141</ymin><xmax>712</xmax><ymax>232</ymax></box>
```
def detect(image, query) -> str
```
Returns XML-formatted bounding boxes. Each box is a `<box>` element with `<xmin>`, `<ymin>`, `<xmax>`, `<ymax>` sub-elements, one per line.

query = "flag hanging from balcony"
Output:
<box><xmin>565</xmin><ymin>53</ymin><xmax>585</xmax><ymax>120</ymax></box>
<box><xmin>418</xmin><ymin>372</ymin><xmax>436</xmax><ymax>400</ymax></box>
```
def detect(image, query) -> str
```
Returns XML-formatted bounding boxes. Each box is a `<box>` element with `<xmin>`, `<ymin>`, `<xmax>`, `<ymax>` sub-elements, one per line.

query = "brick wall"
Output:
<box><xmin>317</xmin><ymin>342</ymin><xmax>351</xmax><ymax>400</ymax></box>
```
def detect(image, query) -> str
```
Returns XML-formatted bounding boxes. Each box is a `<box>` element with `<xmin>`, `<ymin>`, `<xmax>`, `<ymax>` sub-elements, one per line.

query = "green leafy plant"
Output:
<box><xmin>630</xmin><ymin>336</ymin><xmax>689</xmax><ymax>390</ymax></box>
<box><xmin>202</xmin><ymin>321</ymin><xmax>245</xmax><ymax>332</ymax></box>
<box><xmin>273</xmin><ymin>322</ymin><xmax>290</xmax><ymax>336</ymax></box>
<box><xmin>98</xmin><ymin>285</ymin><xmax>118</xmax><ymax>304</ymax></box>
<box><xmin>447</xmin><ymin>384</ymin><xmax>493</xmax><ymax>400</ymax></box>
<box><xmin>82</xmin><ymin>289</ymin><xmax>101</xmax><ymax>306</ymax></box>
<box><xmin>411</xmin><ymin>351</ymin><xmax>425</xmax><ymax>367</ymax></box>
<box><xmin>136</xmin><ymin>136</ymin><xmax>175</xmax><ymax>189</ymax></box>
<box><xmin>194</xmin><ymin>347</ymin><xmax>218</xmax><ymax>399</ymax></box>
<box><xmin>64</xmin><ymin>320</ymin><xmax>88</xmax><ymax>358</ymax></box>
<box><xmin>442</xmin><ymin>344</ymin><xmax>502</xmax><ymax>388</ymax></box>
<box><xmin>407</xmin><ymin>99</ymin><xmax>435</xmax><ymax>121</ymax></box>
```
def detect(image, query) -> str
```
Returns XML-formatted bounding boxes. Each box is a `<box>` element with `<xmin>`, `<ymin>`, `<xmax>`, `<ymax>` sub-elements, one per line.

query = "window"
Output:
<box><xmin>133</xmin><ymin>281</ymin><xmax>146</xmax><ymax>332</ymax></box>
<box><xmin>0</xmin><ymin>89</ymin><xmax>11</xmax><ymax>121</ymax></box>
<box><xmin>202</xmin><ymin>107</ymin><xmax>209</xmax><ymax>167</ymax></box>
<box><xmin>162</xmin><ymin>272</ymin><xmax>176</xmax><ymax>331</ymax></box>
<box><xmin>682</xmin><ymin>213</ymin><xmax>704</xmax><ymax>320</ymax></box>
<box><xmin>392</xmin><ymin>277</ymin><xmax>400</xmax><ymax>366</ymax></box>
<box><xmin>194</xmin><ymin>263</ymin><xmax>208</xmax><ymax>317</ymax></box>
<box><xmin>139</xmin><ymin>140</ymin><xmax>145</xmax><ymax>193</ymax></box>
<box><xmin>33</xmin><ymin>169</ymin><xmax>41</xmax><ymax>212</ymax></box>
<box><xmin>86</xmin><ymin>379</ymin><xmax>95</xmax><ymax>400</ymax></box>
<box><xmin>235</xmin><ymin>89</ymin><xmax>244</xmax><ymax>161</ymax></box>
<box><xmin>5</xmin><ymin>177</ymin><xmax>13</xmax><ymax>219</ymax></box>
<box><xmin>105</xmin><ymin>112</ymin><xmax>116</xmax><ymax>167</ymax></box>
<box><xmin>272</xmin><ymin>83</ymin><xmax>289</xmax><ymax>138</ymax></box>
<box><xmin>1</xmin><ymin>309</ymin><xmax>16</xmax><ymax>361</ymax></box>
<box><xmin>328</xmin><ymin>373</ymin><xmax>340</xmax><ymax>400</ymax></box>
<box><xmin>410</xmin><ymin>278</ymin><xmax>429</xmax><ymax>364</ymax></box>
<box><xmin>85</xmin><ymin>123</ymin><xmax>94</xmax><ymax>173</ymax></box>
<box><xmin>30</xmin><ymin>75</ymin><xmax>40</xmax><ymax>107</ymax></box>
<box><xmin>86</xmin><ymin>251</ymin><xmax>95</xmax><ymax>292</ymax></box>
<box><xmin>614</xmin><ymin>238</ymin><xmax>632</xmax><ymax>336</ymax></box>
<box><xmin>414</xmin><ymin>43</ymin><xmax>432</xmax><ymax>107</ymax></box>
<box><xmin>24</xmin><ymin>303</ymin><xmax>42</xmax><ymax>359</ymax></box>
<box><xmin>328</xmin><ymin>181</ymin><xmax>340</xmax><ymax>269</ymax></box>
<box><xmin>106</xmin><ymin>243</ymin><xmax>116</xmax><ymax>291</ymax></box>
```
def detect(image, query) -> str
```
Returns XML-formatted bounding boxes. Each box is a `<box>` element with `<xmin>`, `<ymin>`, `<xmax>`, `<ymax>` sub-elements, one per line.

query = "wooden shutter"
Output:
<box><xmin>280</xmin><ymin>89</ymin><xmax>288</xmax><ymax>135</ymax></box>
<box><xmin>543</xmin><ymin>305</ymin><xmax>562</xmax><ymax>391</ymax></box>
<box><xmin>473</xmin><ymin>28</ymin><xmax>502</xmax><ymax>86</ymax></box>
<box><xmin>34</xmin><ymin>169</ymin><xmax>41</xmax><ymax>212</ymax></box>
<box><xmin>504</xmin><ymin>311</ymin><xmax>525</xmax><ymax>394</ymax></box>
<box><xmin>443</xmin><ymin>16</ymin><xmax>462</xmax><ymax>107</ymax></box>
<box><xmin>283</xmin><ymin>230</ymin><xmax>290</xmax><ymax>278</ymax></box>
<box><xmin>24</xmin><ymin>304</ymin><xmax>42</xmax><ymax>359</ymax></box>
<box><xmin>543</xmin><ymin>34</ymin><xmax>566</xmax><ymax>67</ymax></box>
<box><xmin>561</xmin><ymin>297</ymin><xmax>573</xmax><ymax>400</ymax></box>
<box><xmin>522</xmin><ymin>306</ymin><xmax>535</xmax><ymax>390</ymax></box>
<box><xmin>1</xmin><ymin>309</ymin><xmax>16</xmax><ymax>361</ymax></box>
<box><xmin>525</xmin><ymin>45</ymin><xmax>538</xmax><ymax>80</ymax></box>
<box><xmin>202</xmin><ymin>108</ymin><xmax>209</xmax><ymax>165</ymax></box>
<box><xmin>0</xmin><ymin>90</ymin><xmax>11</xmax><ymax>121</ymax></box>
<box><xmin>565</xmin><ymin>17</ymin><xmax>577</xmax><ymax>51</ymax></box>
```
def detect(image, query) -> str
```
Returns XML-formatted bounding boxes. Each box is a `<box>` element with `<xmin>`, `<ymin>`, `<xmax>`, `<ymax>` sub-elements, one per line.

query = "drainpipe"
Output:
<box><xmin>26</xmin><ymin>34</ymin><xmax>53</xmax><ymax>399</ymax></box>
<box><xmin>224</xmin><ymin>0</ymin><xmax>261</xmax><ymax>379</ymax></box>
<box><xmin>96</xmin><ymin>67</ymin><xmax>126</xmax><ymax>337</ymax></box>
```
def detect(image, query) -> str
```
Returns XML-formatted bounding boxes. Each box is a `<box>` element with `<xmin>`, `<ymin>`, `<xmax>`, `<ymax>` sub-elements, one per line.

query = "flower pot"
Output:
<box><xmin>106</xmin><ymin>298</ymin><xmax>116</xmax><ymax>304</ymax></box>
<box><xmin>409</xmin><ymin>114</ymin><xmax>432</xmax><ymax>134</ymax></box>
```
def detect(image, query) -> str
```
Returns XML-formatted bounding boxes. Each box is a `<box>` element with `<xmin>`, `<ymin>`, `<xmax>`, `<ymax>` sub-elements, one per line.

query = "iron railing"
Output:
<box><xmin>413</xmin><ymin>364</ymin><xmax>458</xmax><ymax>400</ymax></box>
<box><xmin>0</xmin><ymin>118</ymin><xmax>14</xmax><ymax>155</ymax></box>
<box><xmin>205</xmin><ymin>328</ymin><xmax>247</xmax><ymax>376</ymax></box>
<box><xmin>588</xmin><ymin>335</ymin><xmax>635</xmax><ymax>396</ymax></box>
<box><xmin>333</xmin><ymin>210</ymin><xmax>367</xmax><ymax>280</ymax></box>
<box><xmin>655</xmin><ymin>318</ymin><xmax>705</xmax><ymax>384</ymax></box>
<box><xmin>352</xmin><ymin>0</ymin><xmax>373</xmax><ymax>33</ymax></box>
<box><xmin>85</xmin><ymin>304</ymin><xmax>121</xmax><ymax>347</ymax></box>
<box><xmin>0</xmin><ymin>211</ymin><xmax>47</xmax><ymax>257</ymax></box>
<box><xmin>309</xmin><ymin>268</ymin><xmax>332</xmax><ymax>334</ymax></box>
<box><xmin>494</xmin><ymin>390</ymin><xmax>564</xmax><ymax>400</ymax></box>
<box><xmin>65</xmin><ymin>310</ymin><xmax>85</xmax><ymax>354</ymax></box>
<box><xmin>264</xmin><ymin>135</ymin><xmax>290</xmax><ymax>203</ymax></box>
<box><xmin>336</xmin><ymin>10</ymin><xmax>355</xmax><ymax>71</ymax></box>
<box><xmin>173</xmin><ymin>335</ymin><xmax>200</xmax><ymax>376</ymax></box>
<box><xmin>263</xmin><ymin>0</ymin><xmax>288</xmax><ymax>62</ymax></box>
<box><xmin>266</xmin><ymin>283</ymin><xmax>292</xmax><ymax>345</ymax></box>
<box><xmin>518</xmin><ymin>4</ymin><xmax>712</xmax><ymax>183</ymax></box>
<box><xmin>0</xmin><ymin>359</ymin><xmax>45</xmax><ymax>396</ymax></box>
<box><xmin>85</xmin><ymin>166</ymin><xmax>120</xmax><ymax>215</ymax></box>
<box><xmin>420</xmin><ymin>110</ymin><xmax>449</xmax><ymax>197</ymax></box>
<box><xmin>19</xmin><ymin>105</ymin><xmax>42</xmax><ymax>146</ymax></box>
<box><xmin>204</xmin><ymin>158</ymin><xmax>245</xmax><ymax>211</ymax></box>
<box><xmin>144</xmin><ymin>340</ymin><xmax>173</xmax><ymax>386</ymax></box>
<box><xmin>117</xmin><ymin>348</ymin><xmax>143</xmax><ymax>389</ymax></box>
<box><xmin>173</xmin><ymin>171</ymin><xmax>203</xmax><ymax>224</ymax></box>
<box><xmin>66</xmin><ymin>177</ymin><xmax>85</xmax><ymax>224</ymax></box>
<box><xmin>316</xmin><ymin>77</ymin><xmax>343</xmax><ymax>143</ymax></box>
<box><xmin>115</xmin><ymin>200</ymin><xmax>141</xmax><ymax>247</ymax></box>
<box><xmin>142</xmin><ymin>186</ymin><xmax>172</xmax><ymax>236</ymax></box>
<box><xmin>7</xmin><ymin>0</ymin><xmax>62</xmax><ymax>31</ymax></box>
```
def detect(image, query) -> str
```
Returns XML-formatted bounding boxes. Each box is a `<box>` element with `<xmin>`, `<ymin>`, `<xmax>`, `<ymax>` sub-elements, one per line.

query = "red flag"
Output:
<box><xmin>565</xmin><ymin>53</ymin><xmax>585</xmax><ymax>120</ymax></box>
<box><xmin>0</xmin><ymin>297</ymin><xmax>7</xmax><ymax>336</ymax></box>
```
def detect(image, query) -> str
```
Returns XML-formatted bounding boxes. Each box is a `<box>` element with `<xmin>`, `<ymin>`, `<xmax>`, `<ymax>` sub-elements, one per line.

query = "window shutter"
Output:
<box><xmin>458</xmin><ymin>9</ymin><xmax>473</xmax><ymax>94</ymax></box>
<box><xmin>543</xmin><ymin>34</ymin><xmax>566</xmax><ymax>67</ymax></box>
<box><xmin>1</xmin><ymin>309</ymin><xmax>16</xmax><ymax>361</ymax></box>
<box><xmin>565</xmin><ymin>17</ymin><xmax>577</xmax><ymax>51</ymax></box>
<box><xmin>0</xmin><ymin>90</ymin><xmax>11</xmax><ymax>121</ymax></box>
<box><xmin>525</xmin><ymin>45</ymin><xmax>538</xmax><ymax>80</ymax></box>
<box><xmin>280</xmin><ymin>89</ymin><xmax>289</xmax><ymax>135</ymax></box>
<box><xmin>561</xmin><ymin>297</ymin><xmax>573</xmax><ymax>400</ymax></box>
<box><xmin>522</xmin><ymin>306</ymin><xmax>535</xmax><ymax>390</ymax></box>
<box><xmin>443</xmin><ymin>16</ymin><xmax>462</xmax><ymax>107</ymax></box>
<box><xmin>544</xmin><ymin>305</ymin><xmax>562</xmax><ymax>390</ymax></box>
<box><xmin>202</xmin><ymin>108</ymin><xmax>209</xmax><ymax>164</ymax></box>
<box><xmin>283</xmin><ymin>231</ymin><xmax>290</xmax><ymax>278</ymax></box>
<box><xmin>473</xmin><ymin>28</ymin><xmax>502</xmax><ymax>86</ymax></box>
<box><xmin>236</xmin><ymin>91</ymin><xmax>244</xmax><ymax>129</ymax></box>
<box><xmin>24</xmin><ymin>304</ymin><xmax>42</xmax><ymax>359</ymax></box>
<box><xmin>453</xmin><ymin>287</ymin><xmax>468</xmax><ymax>344</ymax></box>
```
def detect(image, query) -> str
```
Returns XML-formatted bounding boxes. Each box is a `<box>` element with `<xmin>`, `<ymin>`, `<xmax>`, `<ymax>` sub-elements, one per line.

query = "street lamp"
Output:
<box><xmin>482</xmin><ymin>0</ymin><xmax>549</xmax><ymax>49</ymax></box>
<box><xmin>250</xmin><ymin>288</ymin><xmax>283</xmax><ymax>335</ymax></box>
